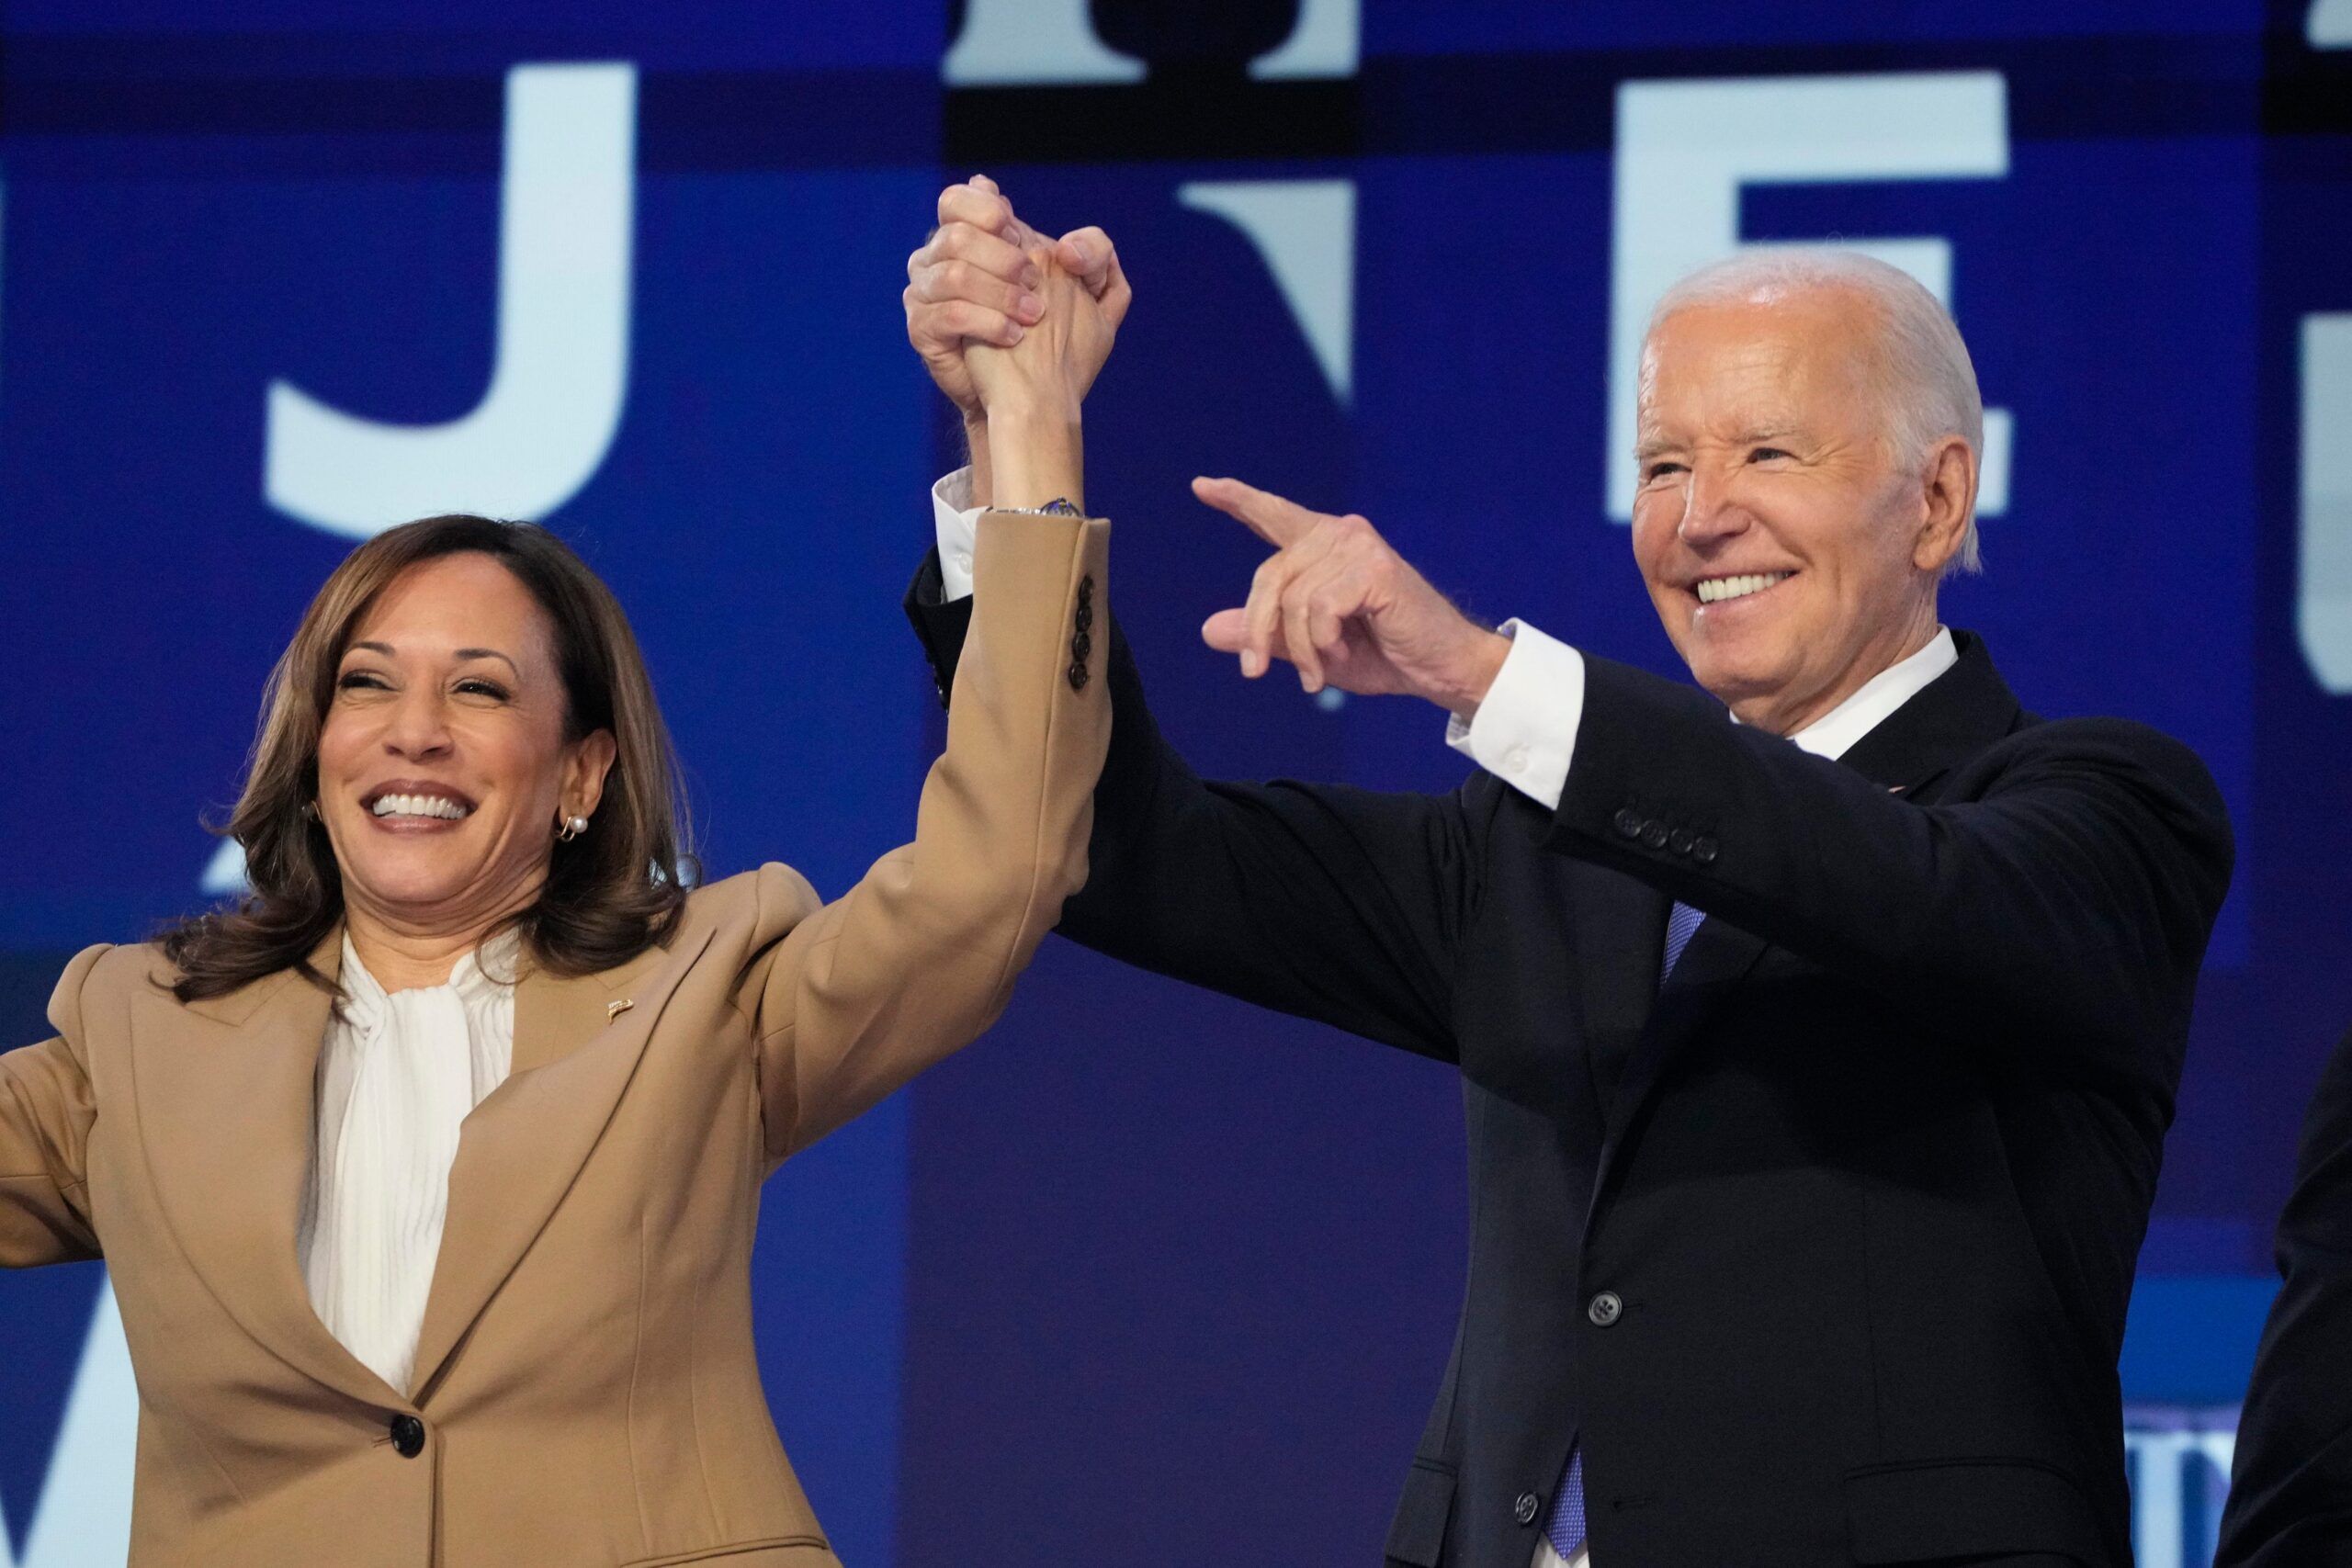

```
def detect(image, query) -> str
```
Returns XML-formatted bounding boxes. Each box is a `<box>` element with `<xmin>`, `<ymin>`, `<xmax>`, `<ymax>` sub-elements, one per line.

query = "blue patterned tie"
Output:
<box><xmin>1661</xmin><ymin>900</ymin><xmax>1705</xmax><ymax>983</ymax></box>
<box><xmin>1543</xmin><ymin>1447</ymin><xmax>1588</xmax><ymax>1559</ymax></box>
<box><xmin>1543</xmin><ymin>903</ymin><xmax>1706</xmax><ymax>1560</ymax></box>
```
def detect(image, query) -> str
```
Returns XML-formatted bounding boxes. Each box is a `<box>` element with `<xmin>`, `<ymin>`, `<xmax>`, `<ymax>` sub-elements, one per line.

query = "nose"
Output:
<box><xmin>1678</xmin><ymin>459</ymin><xmax>1753</xmax><ymax>549</ymax></box>
<box><xmin>381</xmin><ymin>688</ymin><xmax>454</xmax><ymax>760</ymax></box>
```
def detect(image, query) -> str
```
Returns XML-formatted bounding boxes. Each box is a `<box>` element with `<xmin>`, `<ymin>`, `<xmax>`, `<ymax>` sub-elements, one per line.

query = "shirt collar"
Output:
<box><xmin>339</xmin><ymin>926</ymin><xmax>523</xmax><ymax>1021</ymax></box>
<box><xmin>1775</xmin><ymin>626</ymin><xmax>1960</xmax><ymax>761</ymax></box>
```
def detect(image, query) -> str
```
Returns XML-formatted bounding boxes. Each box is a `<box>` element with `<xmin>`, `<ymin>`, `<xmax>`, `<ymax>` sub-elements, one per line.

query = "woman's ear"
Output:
<box><xmin>564</xmin><ymin>729</ymin><xmax>620</xmax><ymax>819</ymax></box>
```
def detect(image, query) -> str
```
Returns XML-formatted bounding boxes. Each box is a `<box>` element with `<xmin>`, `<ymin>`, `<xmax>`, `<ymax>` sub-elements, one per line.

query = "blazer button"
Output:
<box><xmin>1513</xmin><ymin>1491</ymin><xmax>1542</xmax><ymax>1526</ymax></box>
<box><xmin>1640</xmin><ymin>820</ymin><xmax>1669</xmax><ymax>851</ymax></box>
<box><xmin>1692</xmin><ymin>836</ymin><xmax>1719</xmax><ymax>865</ymax></box>
<box><xmin>1588</xmin><ymin>1291</ymin><xmax>1623</xmax><ymax>1326</ymax></box>
<box><xmin>1068</xmin><ymin>660</ymin><xmax>1091</xmax><ymax>692</ymax></box>
<box><xmin>389</xmin><ymin>1415</ymin><xmax>426</xmax><ymax>1458</ymax></box>
<box><xmin>1668</xmin><ymin>828</ymin><xmax>1694</xmax><ymax>856</ymax></box>
<box><xmin>1612</xmin><ymin>807</ymin><xmax>1642</xmax><ymax>840</ymax></box>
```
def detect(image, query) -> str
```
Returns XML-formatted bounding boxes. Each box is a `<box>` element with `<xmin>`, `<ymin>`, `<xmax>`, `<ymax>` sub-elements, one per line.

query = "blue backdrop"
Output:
<box><xmin>1</xmin><ymin>4</ymin><xmax>2345</xmax><ymax>1565</ymax></box>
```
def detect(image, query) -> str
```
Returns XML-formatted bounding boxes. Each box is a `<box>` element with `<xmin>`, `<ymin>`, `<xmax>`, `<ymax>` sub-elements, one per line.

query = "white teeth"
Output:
<box><xmin>370</xmin><ymin>793</ymin><xmax>470</xmax><ymax>820</ymax></box>
<box><xmin>1695</xmin><ymin>571</ymin><xmax>1792</xmax><ymax>605</ymax></box>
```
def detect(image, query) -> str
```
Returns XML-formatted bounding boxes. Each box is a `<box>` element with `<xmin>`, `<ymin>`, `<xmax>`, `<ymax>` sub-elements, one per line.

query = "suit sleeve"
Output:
<box><xmin>735</xmin><ymin>514</ymin><xmax>1109</xmax><ymax>1165</ymax></box>
<box><xmin>0</xmin><ymin>943</ymin><xmax>111</xmax><ymax>1266</ymax></box>
<box><xmin>2214</xmin><ymin>1024</ymin><xmax>2352</xmax><ymax>1565</ymax></box>
<box><xmin>1550</xmin><ymin>654</ymin><xmax>2233</xmax><ymax>1080</ymax></box>
<box><xmin>908</xmin><ymin>548</ymin><xmax>1480</xmax><ymax>1065</ymax></box>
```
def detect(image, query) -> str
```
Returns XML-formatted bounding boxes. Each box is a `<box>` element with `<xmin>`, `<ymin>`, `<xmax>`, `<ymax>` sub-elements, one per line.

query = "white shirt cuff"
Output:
<box><xmin>933</xmin><ymin>467</ymin><xmax>985</xmax><ymax>603</ymax></box>
<box><xmin>1444</xmin><ymin>620</ymin><xmax>1585</xmax><ymax>811</ymax></box>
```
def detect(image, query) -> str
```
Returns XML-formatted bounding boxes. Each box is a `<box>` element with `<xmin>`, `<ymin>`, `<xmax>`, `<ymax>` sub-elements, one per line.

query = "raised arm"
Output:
<box><xmin>1553</xmin><ymin>654</ymin><xmax>2233</xmax><ymax>1078</ymax></box>
<box><xmin>0</xmin><ymin>942</ymin><xmax>111</xmax><ymax>1266</ymax></box>
<box><xmin>904</xmin><ymin>186</ymin><xmax>1480</xmax><ymax>1062</ymax></box>
<box><xmin>1154</xmin><ymin>474</ymin><xmax>2232</xmax><ymax>1085</ymax></box>
<box><xmin>738</xmin><ymin>238</ymin><xmax>1114</xmax><ymax>1163</ymax></box>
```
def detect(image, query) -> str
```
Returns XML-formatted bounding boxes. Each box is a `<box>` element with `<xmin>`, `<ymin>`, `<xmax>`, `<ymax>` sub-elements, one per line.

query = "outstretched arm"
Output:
<box><xmin>1179</xmin><ymin>478</ymin><xmax>2233</xmax><ymax>1078</ymax></box>
<box><xmin>0</xmin><ymin>943</ymin><xmax>110</xmax><ymax>1266</ymax></box>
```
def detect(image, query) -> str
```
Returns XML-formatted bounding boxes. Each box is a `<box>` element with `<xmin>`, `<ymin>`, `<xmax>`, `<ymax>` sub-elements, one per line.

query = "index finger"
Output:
<box><xmin>936</xmin><ymin>181</ymin><xmax>1016</xmax><ymax>238</ymax></box>
<box><xmin>1192</xmin><ymin>475</ymin><xmax>1326</xmax><ymax>548</ymax></box>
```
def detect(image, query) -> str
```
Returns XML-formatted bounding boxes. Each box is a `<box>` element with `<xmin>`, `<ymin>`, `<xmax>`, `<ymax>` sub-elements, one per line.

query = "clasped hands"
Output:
<box><xmin>905</xmin><ymin>177</ymin><xmax>1509</xmax><ymax>719</ymax></box>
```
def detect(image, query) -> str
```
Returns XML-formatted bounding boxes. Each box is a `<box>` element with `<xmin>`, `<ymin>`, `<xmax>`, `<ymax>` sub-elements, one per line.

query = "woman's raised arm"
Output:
<box><xmin>736</xmin><ymin>254</ymin><xmax>1114</xmax><ymax>1162</ymax></box>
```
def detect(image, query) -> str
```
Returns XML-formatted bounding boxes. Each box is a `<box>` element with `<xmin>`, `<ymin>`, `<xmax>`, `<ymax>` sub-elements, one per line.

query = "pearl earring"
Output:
<box><xmin>556</xmin><ymin>813</ymin><xmax>590</xmax><ymax>842</ymax></box>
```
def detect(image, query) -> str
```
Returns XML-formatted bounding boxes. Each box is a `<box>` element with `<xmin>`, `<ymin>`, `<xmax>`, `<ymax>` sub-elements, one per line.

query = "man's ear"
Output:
<box><xmin>1912</xmin><ymin>435</ymin><xmax>1978</xmax><ymax>574</ymax></box>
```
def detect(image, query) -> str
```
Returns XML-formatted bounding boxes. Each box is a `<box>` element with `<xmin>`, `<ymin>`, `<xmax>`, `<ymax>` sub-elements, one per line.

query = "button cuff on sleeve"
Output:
<box><xmin>1443</xmin><ymin>619</ymin><xmax>1586</xmax><ymax>811</ymax></box>
<box><xmin>933</xmin><ymin>467</ymin><xmax>985</xmax><ymax>602</ymax></box>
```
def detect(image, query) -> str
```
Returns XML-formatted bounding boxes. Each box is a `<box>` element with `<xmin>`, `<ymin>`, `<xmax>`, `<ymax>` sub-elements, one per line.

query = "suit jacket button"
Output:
<box><xmin>1068</xmin><ymin>661</ymin><xmax>1091</xmax><ymax>692</ymax></box>
<box><xmin>1668</xmin><ymin>828</ymin><xmax>1694</xmax><ymax>856</ymax></box>
<box><xmin>389</xmin><ymin>1415</ymin><xmax>426</xmax><ymax>1458</ymax></box>
<box><xmin>1588</xmin><ymin>1291</ymin><xmax>1623</xmax><ymax>1326</ymax></box>
<box><xmin>1514</xmin><ymin>1491</ymin><xmax>1542</xmax><ymax>1526</ymax></box>
<box><xmin>1612</xmin><ymin>808</ymin><xmax>1642</xmax><ymax>840</ymax></box>
<box><xmin>1072</xmin><ymin>630</ymin><xmax>1092</xmax><ymax>661</ymax></box>
<box><xmin>1640</xmin><ymin>820</ymin><xmax>1668</xmax><ymax>851</ymax></box>
<box><xmin>1692</xmin><ymin>836</ymin><xmax>1719</xmax><ymax>865</ymax></box>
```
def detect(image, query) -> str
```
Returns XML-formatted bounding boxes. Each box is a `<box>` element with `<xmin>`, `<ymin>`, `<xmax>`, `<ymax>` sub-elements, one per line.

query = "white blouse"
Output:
<box><xmin>298</xmin><ymin>931</ymin><xmax>519</xmax><ymax>1395</ymax></box>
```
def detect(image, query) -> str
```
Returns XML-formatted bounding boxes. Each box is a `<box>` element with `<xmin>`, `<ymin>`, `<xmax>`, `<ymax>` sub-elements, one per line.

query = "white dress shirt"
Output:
<box><xmin>935</xmin><ymin>469</ymin><xmax>1958</xmax><ymax>1568</ymax></box>
<box><xmin>935</xmin><ymin>463</ymin><xmax>1958</xmax><ymax>779</ymax></box>
<box><xmin>299</xmin><ymin>930</ymin><xmax>519</xmax><ymax>1395</ymax></box>
<box><xmin>1451</xmin><ymin>620</ymin><xmax>1959</xmax><ymax>800</ymax></box>
<box><xmin>933</xmin><ymin>466</ymin><xmax>988</xmax><ymax>599</ymax></box>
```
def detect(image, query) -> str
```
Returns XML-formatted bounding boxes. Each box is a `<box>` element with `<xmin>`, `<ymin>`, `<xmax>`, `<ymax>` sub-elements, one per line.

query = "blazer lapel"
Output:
<box><xmin>1584</xmin><ymin>632</ymin><xmax>2022</xmax><ymax>1229</ymax></box>
<box><xmin>1565</xmin><ymin>861</ymin><xmax>1669</xmax><ymax>1111</ymax></box>
<box><xmin>1837</xmin><ymin>629</ymin><xmax>2026</xmax><ymax>796</ymax></box>
<box><xmin>408</xmin><ymin>929</ymin><xmax>707</xmax><ymax>1400</ymax></box>
<box><xmin>130</xmin><ymin>931</ymin><xmax>404</xmax><ymax>1409</ymax></box>
<box><xmin>1585</xmin><ymin>917</ymin><xmax>1771</xmax><ymax>1228</ymax></box>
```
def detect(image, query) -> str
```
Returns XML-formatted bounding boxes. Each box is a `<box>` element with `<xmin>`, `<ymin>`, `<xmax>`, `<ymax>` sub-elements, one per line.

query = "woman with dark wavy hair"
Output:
<box><xmin>0</xmin><ymin>236</ymin><xmax>1123</xmax><ymax>1567</ymax></box>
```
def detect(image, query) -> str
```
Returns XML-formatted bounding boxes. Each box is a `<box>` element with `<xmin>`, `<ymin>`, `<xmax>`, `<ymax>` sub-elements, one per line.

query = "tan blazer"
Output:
<box><xmin>0</xmin><ymin>513</ymin><xmax>1108</xmax><ymax>1567</ymax></box>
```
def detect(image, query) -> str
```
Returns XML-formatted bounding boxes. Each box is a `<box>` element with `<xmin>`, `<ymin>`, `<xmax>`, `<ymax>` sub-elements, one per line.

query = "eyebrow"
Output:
<box><xmin>346</xmin><ymin>640</ymin><xmax>522</xmax><ymax>677</ymax></box>
<box><xmin>1634</xmin><ymin>425</ymin><xmax>1804</xmax><ymax>461</ymax></box>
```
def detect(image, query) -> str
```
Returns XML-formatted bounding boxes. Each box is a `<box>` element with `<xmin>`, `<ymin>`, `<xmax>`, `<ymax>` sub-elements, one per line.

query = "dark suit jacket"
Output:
<box><xmin>910</xmin><ymin>560</ymin><xmax>2233</xmax><ymax>1568</ymax></box>
<box><xmin>2216</xmin><ymin>1022</ymin><xmax>2352</xmax><ymax>1565</ymax></box>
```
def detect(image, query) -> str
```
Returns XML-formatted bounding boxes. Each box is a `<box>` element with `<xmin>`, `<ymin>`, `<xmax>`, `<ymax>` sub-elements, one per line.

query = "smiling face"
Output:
<box><xmin>315</xmin><ymin>551</ymin><xmax>616</xmax><ymax>942</ymax></box>
<box><xmin>1630</xmin><ymin>289</ymin><xmax>1973</xmax><ymax>735</ymax></box>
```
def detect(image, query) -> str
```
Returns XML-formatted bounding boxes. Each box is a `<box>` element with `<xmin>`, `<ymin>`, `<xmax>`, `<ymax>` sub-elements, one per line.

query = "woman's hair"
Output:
<box><xmin>161</xmin><ymin>514</ymin><xmax>693</xmax><ymax>1001</ymax></box>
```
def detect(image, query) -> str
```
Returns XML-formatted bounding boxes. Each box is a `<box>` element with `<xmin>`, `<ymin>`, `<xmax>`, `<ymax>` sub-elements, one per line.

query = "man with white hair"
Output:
<box><xmin>902</xmin><ymin>182</ymin><xmax>2233</xmax><ymax>1568</ymax></box>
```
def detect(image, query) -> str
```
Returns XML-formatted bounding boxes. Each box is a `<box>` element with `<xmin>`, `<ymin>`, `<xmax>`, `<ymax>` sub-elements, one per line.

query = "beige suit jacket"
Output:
<box><xmin>0</xmin><ymin>512</ymin><xmax>1109</xmax><ymax>1567</ymax></box>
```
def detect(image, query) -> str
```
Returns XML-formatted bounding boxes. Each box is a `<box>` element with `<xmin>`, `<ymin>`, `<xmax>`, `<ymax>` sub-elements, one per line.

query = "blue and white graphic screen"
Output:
<box><xmin>2</xmin><ymin>5</ymin><xmax>2346</xmax><ymax>1566</ymax></box>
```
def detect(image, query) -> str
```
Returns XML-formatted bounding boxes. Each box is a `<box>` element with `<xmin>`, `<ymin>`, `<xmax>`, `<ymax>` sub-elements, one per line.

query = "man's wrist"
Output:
<box><xmin>1433</xmin><ymin>629</ymin><xmax>1514</xmax><ymax>720</ymax></box>
<box><xmin>961</xmin><ymin>411</ymin><xmax>992</xmax><ymax>509</ymax></box>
